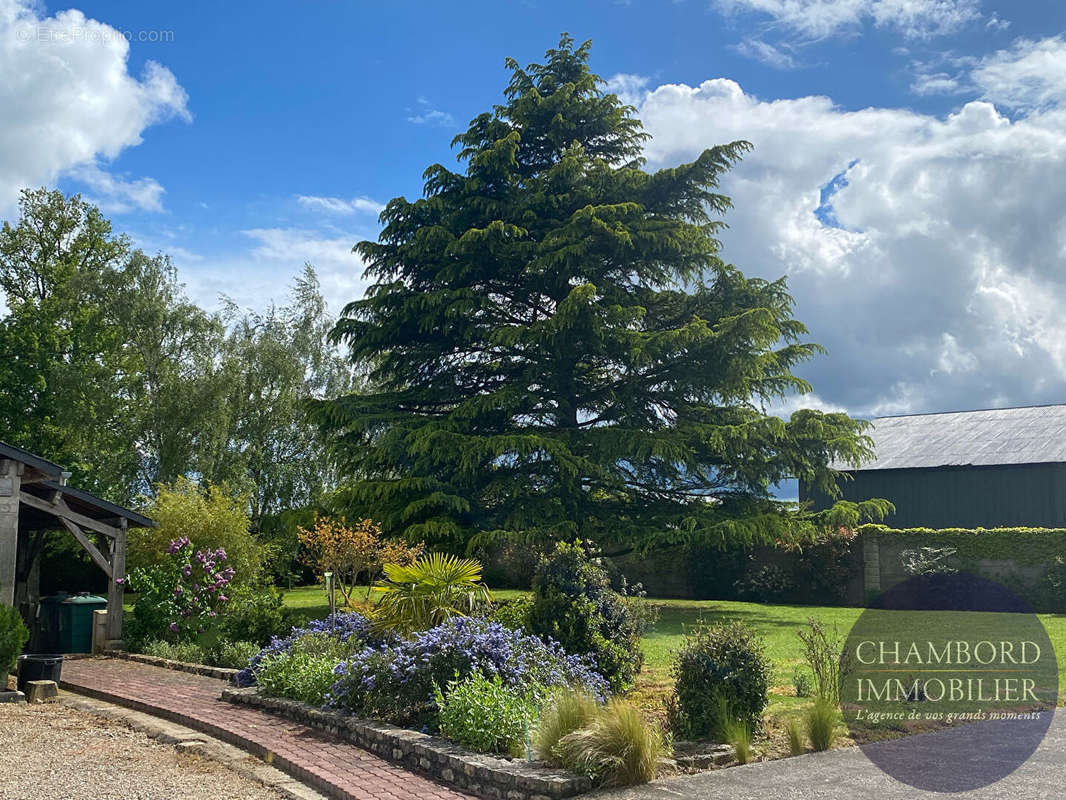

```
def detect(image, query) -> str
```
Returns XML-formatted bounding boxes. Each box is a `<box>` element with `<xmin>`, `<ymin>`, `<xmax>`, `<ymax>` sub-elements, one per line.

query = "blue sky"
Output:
<box><xmin>4</xmin><ymin>0</ymin><xmax>1066</xmax><ymax>420</ymax></box>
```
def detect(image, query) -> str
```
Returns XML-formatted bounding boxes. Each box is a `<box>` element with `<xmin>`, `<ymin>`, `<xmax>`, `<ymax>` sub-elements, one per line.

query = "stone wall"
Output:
<box><xmin>222</xmin><ymin>687</ymin><xmax>592</xmax><ymax>800</ymax></box>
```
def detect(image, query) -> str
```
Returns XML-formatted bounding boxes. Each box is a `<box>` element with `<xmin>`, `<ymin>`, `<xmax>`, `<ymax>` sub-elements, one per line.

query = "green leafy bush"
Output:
<box><xmin>555</xmin><ymin>699</ymin><xmax>672</xmax><ymax>786</ymax></box>
<box><xmin>129</xmin><ymin>478</ymin><xmax>269</xmax><ymax>587</ymax></box>
<box><xmin>211</xmin><ymin>639</ymin><xmax>261</xmax><ymax>669</ymax></box>
<box><xmin>435</xmin><ymin>673</ymin><xmax>542</xmax><ymax>757</ymax></box>
<box><xmin>219</xmin><ymin>585</ymin><xmax>286</xmax><ymax>645</ymax></box>
<box><xmin>0</xmin><ymin>605</ymin><xmax>29</xmax><ymax>675</ymax></box>
<box><xmin>806</xmin><ymin>698</ymin><xmax>838</xmax><ymax>751</ymax></box>
<box><xmin>487</xmin><ymin>595</ymin><xmax>534</xmax><ymax>633</ymax></box>
<box><xmin>528</xmin><ymin>542</ymin><xmax>643</xmax><ymax>693</ymax></box>
<box><xmin>139</xmin><ymin>637</ymin><xmax>259</xmax><ymax>668</ymax></box>
<box><xmin>733</xmin><ymin>563</ymin><xmax>793</xmax><ymax>603</ymax></box>
<box><xmin>535</xmin><ymin>689</ymin><xmax>600</xmax><ymax>762</ymax></box>
<box><xmin>667</xmin><ymin>621</ymin><xmax>770</xmax><ymax>740</ymax></box>
<box><xmin>792</xmin><ymin>667</ymin><xmax>813</xmax><ymax>698</ymax></box>
<box><xmin>141</xmin><ymin>640</ymin><xmax>206</xmax><ymax>664</ymax></box>
<box><xmin>256</xmin><ymin>632</ymin><xmax>354</xmax><ymax>706</ymax></box>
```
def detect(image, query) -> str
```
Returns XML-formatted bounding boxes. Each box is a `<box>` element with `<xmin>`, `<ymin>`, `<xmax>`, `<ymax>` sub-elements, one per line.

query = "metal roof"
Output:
<box><xmin>844</xmin><ymin>404</ymin><xmax>1066</xmax><ymax>471</ymax></box>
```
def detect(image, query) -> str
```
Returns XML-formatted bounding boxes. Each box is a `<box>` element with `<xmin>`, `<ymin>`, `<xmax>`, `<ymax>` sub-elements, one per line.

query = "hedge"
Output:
<box><xmin>856</xmin><ymin>524</ymin><xmax>1066</xmax><ymax>566</ymax></box>
<box><xmin>857</xmin><ymin>524</ymin><xmax>1066</xmax><ymax>611</ymax></box>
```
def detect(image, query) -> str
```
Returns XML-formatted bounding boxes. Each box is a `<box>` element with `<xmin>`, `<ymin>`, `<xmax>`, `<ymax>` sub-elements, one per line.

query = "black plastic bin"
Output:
<box><xmin>17</xmin><ymin>654</ymin><xmax>63</xmax><ymax>693</ymax></box>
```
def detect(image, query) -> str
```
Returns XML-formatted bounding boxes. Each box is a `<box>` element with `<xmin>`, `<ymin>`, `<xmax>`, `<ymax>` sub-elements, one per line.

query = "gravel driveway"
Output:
<box><xmin>0</xmin><ymin>702</ymin><xmax>285</xmax><ymax>800</ymax></box>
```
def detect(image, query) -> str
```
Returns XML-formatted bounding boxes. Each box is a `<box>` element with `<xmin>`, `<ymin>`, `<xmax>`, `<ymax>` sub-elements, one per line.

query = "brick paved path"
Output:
<box><xmin>61</xmin><ymin>657</ymin><xmax>472</xmax><ymax>800</ymax></box>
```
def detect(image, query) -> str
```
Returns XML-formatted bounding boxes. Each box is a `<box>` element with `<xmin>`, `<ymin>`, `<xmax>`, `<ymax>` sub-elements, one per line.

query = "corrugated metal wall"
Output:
<box><xmin>802</xmin><ymin>462</ymin><xmax>1066</xmax><ymax>528</ymax></box>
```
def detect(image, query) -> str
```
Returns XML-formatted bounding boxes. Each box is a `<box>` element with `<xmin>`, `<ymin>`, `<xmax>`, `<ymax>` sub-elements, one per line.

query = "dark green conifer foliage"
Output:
<box><xmin>315</xmin><ymin>36</ymin><xmax>886</xmax><ymax>552</ymax></box>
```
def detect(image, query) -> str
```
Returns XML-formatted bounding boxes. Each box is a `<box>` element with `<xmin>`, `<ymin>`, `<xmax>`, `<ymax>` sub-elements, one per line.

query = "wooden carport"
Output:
<box><xmin>0</xmin><ymin>440</ymin><xmax>155</xmax><ymax>645</ymax></box>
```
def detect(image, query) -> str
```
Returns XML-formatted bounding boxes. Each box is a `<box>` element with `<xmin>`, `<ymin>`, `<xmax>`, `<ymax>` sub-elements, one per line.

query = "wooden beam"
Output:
<box><xmin>18</xmin><ymin>490</ymin><xmax>122</xmax><ymax>538</ymax></box>
<box><xmin>57</xmin><ymin>517</ymin><xmax>112</xmax><ymax>579</ymax></box>
<box><xmin>106</xmin><ymin>518</ymin><xmax>126</xmax><ymax>641</ymax></box>
<box><xmin>0</xmin><ymin>459</ymin><xmax>20</xmax><ymax>606</ymax></box>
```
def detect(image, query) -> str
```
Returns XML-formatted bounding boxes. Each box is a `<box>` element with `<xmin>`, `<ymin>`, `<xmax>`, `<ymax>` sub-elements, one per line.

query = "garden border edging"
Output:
<box><xmin>221</xmin><ymin>686</ymin><xmax>592</xmax><ymax>800</ymax></box>
<box><xmin>102</xmin><ymin>649</ymin><xmax>239</xmax><ymax>682</ymax></box>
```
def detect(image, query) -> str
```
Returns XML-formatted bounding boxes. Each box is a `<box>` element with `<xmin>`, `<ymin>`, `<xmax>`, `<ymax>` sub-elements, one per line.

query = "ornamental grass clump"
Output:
<box><xmin>554</xmin><ymin>699</ymin><xmax>672</xmax><ymax>787</ymax></box>
<box><xmin>806</xmin><ymin>698</ymin><xmax>838</xmax><ymax>752</ymax></box>
<box><xmin>329</xmin><ymin>617</ymin><xmax>608</xmax><ymax>728</ymax></box>
<box><xmin>786</xmin><ymin>718</ymin><xmax>806</xmax><ymax>756</ymax></box>
<box><xmin>535</xmin><ymin>688</ymin><xmax>600</xmax><ymax>762</ymax></box>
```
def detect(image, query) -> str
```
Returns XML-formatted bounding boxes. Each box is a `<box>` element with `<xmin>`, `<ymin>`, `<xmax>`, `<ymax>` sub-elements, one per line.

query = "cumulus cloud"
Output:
<box><xmin>970</xmin><ymin>36</ymin><xmax>1066</xmax><ymax>110</ymax></box>
<box><xmin>0</xmin><ymin>0</ymin><xmax>189</xmax><ymax>215</ymax></box>
<box><xmin>714</xmin><ymin>0</ymin><xmax>982</xmax><ymax>41</ymax></box>
<box><xmin>621</xmin><ymin>42</ymin><xmax>1066</xmax><ymax>415</ymax></box>
<box><xmin>297</xmin><ymin>194</ymin><xmax>385</xmax><ymax>215</ymax></box>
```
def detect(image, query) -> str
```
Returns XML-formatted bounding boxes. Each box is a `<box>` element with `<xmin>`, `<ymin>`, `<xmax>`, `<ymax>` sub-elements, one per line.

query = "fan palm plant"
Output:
<box><xmin>373</xmin><ymin>553</ymin><xmax>492</xmax><ymax>634</ymax></box>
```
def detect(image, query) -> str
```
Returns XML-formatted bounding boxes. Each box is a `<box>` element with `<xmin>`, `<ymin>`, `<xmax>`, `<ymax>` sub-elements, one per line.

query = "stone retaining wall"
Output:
<box><xmin>222</xmin><ymin>686</ymin><xmax>592</xmax><ymax>800</ymax></box>
<box><xmin>102</xmin><ymin>650</ymin><xmax>239</xmax><ymax>683</ymax></box>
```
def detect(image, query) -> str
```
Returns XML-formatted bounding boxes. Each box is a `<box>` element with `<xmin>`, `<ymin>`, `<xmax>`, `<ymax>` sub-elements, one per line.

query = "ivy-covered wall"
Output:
<box><xmin>857</xmin><ymin>524</ymin><xmax>1066</xmax><ymax>611</ymax></box>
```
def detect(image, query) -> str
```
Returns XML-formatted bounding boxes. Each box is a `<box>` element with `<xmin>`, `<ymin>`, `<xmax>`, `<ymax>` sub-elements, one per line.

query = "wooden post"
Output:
<box><xmin>106</xmin><ymin>518</ymin><xmax>126</xmax><ymax>642</ymax></box>
<box><xmin>0</xmin><ymin>459</ymin><xmax>20</xmax><ymax>607</ymax></box>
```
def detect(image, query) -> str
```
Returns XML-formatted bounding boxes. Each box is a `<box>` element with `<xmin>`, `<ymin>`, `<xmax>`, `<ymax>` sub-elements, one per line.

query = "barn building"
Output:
<box><xmin>802</xmin><ymin>404</ymin><xmax>1066</xmax><ymax>529</ymax></box>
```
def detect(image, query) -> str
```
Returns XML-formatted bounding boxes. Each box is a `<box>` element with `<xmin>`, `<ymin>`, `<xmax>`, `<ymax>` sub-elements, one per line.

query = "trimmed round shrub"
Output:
<box><xmin>528</xmin><ymin>542</ymin><xmax>643</xmax><ymax>693</ymax></box>
<box><xmin>0</xmin><ymin>605</ymin><xmax>29</xmax><ymax>675</ymax></box>
<box><xmin>329</xmin><ymin>616</ymin><xmax>608</xmax><ymax>728</ymax></box>
<box><xmin>667</xmin><ymin>621</ymin><xmax>770</xmax><ymax>740</ymax></box>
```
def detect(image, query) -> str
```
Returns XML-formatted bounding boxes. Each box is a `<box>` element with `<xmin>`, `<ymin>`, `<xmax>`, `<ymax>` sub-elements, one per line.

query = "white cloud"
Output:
<box><xmin>66</xmin><ymin>161</ymin><xmax>166</xmax><ymax>213</ymax></box>
<box><xmin>407</xmin><ymin>97</ymin><xmax>455</xmax><ymax>127</ymax></box>
<box><xmin>200</xmin><ymin>227</ymin><xmax>371</xmax><ymax>313</ymax></box>
<box><xmin>297</xmin><ymin>194</ymin><xmax>385</xmax><ymax>215</ymax></box>
<box><xmin>620</xmin><ymin>54</ymin><xmax>1066</xmax><ymax>415</ymax></box>
<box><xmin>713</xmin><ymin>0</ymin><xmax>981</xmax><ymax>41</ymax></box>
<box><xmin>0</xmin><ymin>0</ymin><xmax>189</xmax><ymax>215</ymax></box>
<box><xmin>732</xmin><ymin>38</ymin><xmax>797</xmax><ymax>69</ymax></box>
<box><xmin>970</xmin><ymin>36</ymin><xmax>1066</xmax><ymax>111</ymax></box>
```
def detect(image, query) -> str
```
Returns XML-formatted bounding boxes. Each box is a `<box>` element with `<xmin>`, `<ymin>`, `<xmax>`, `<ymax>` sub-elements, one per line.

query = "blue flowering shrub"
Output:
<box><xmin>235</xmin><ymin>612</ymin><xmax>380</xmax><ymax>689</ymax></box>
<box><xmin>328</xmin><ymin>616</ymin><xmax>608</xmax><ymax>728</ymax></box>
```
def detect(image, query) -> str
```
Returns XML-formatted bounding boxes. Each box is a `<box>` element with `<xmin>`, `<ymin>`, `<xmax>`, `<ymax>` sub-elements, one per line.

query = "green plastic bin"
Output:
<box><xmin>58</xmin><ymin>594</ymin><xmax>107</xmax><ymax>653</ymax></box>
<box><xmin>35</xmin><ymin>592</ymin><xmax>70</xmax><ymax>653</ymax></box>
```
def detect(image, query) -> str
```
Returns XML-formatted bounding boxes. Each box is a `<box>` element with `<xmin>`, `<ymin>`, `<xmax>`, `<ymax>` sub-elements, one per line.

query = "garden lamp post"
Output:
<box><xmin>324</xmin><ymin>571</ymin><xmax>336</xmax><ymax>632</ymax></box>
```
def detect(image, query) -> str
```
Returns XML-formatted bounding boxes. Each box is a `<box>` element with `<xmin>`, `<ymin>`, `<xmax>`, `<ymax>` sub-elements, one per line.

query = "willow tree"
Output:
<box><xmin>315</xmin><ymin>36</ymin><xmax>885</xmax><ymax>553</ymax></box>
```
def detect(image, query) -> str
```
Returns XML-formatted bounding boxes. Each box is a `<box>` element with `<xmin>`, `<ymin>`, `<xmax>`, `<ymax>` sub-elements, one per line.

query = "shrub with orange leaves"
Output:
<box><xmin>297</xmin><ymin>517</ymin><xmax>423</xmax><ymax>607</ymax></box>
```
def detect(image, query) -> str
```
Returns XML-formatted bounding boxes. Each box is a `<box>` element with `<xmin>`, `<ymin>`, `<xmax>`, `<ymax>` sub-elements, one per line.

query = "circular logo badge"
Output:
<box><xmin>840</xmin><ymin>572</ymin><xmax>1057</xmax><ymax>792</ymax></box>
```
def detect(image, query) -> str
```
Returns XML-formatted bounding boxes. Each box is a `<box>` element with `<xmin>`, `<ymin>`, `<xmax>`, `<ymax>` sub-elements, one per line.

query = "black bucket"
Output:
<box><xmin>17</xmin><ymin>654</ymin><xmax>63</xmax><ymax>693</ymax></box>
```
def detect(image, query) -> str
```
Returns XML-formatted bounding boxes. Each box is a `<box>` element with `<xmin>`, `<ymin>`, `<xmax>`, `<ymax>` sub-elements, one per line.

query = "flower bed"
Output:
<box><xmin>222</xmin><ymin>685</ymin><xmax>592</xmax><ymax>800</ymax></box>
